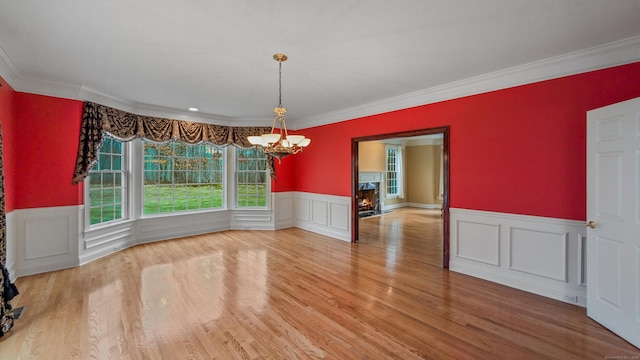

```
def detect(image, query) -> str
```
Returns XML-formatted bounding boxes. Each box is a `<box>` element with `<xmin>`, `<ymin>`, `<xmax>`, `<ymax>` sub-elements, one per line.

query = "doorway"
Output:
<box><xmin>351</xmin><ymin>127</ymin><xmax>450</xmax><ymax>268</ymax></box>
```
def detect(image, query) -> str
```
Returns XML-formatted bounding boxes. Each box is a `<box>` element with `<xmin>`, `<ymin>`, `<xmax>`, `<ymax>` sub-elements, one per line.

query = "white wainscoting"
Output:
<box><xmin>450</xmin><ymin>208</ymin><xmax>587</xmax><ymax>306</ymax></box>
<box><xmin>135</xmin><ymin>210</ymin><xmax>233</xmax><ymax>244</ymax></box>
<box><xmin>80</xmin><ymin>219</ymin><xmax>135</xmax><ymax>265</ymax></box>
<box><xmin>10</xmin><ymin>205</ymin><xmax>278</xmax><ymax>276</ymax></box>
<box><xmin>5</xmin><ymin>210</ymin><xmax>16</xmax><ymax>281</ymax></box>
<box><xmin>7</xmin><ymin>194</ymin><xmax>348</xmax><ymax>277</ymax></box>
<box><xmin>12</xmin><ymin>205</ymin><xmax>80</xmax><ymax>277</ymax></box>
<box><xmin>7</xmin><ymin>199</ymin><xmax>591</xmax><ymax>309</ymax></box>
<box><xmin>274</xmin><ymin>192</ymin><xmax>296</xmax><ymax>230</ymax></box>
<box><xmin>292</xmin><ymin>192</ymin><xmax>351</xmax><ymax>242</ymax></box>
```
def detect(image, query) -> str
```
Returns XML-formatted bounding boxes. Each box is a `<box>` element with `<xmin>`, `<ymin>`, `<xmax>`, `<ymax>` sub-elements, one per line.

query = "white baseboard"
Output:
<box><xmin>407</xmin><ymin>202</ymin><xmax>442</xmax><ymax>209</ymax></box>
<box><xmin>450</xmin><ymin>208</ymin><xmax>587</xmax><ymax>307</ymax></box>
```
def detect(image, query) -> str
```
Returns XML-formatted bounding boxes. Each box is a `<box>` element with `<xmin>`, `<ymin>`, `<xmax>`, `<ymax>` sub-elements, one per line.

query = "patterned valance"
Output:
<box><xmin>72</xmin><ymin>102</ymin><xmax>274</xmax><ymax>184</ymax></box>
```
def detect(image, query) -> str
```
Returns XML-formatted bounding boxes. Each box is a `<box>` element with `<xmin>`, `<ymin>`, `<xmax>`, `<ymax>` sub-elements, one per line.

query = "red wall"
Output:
<box><xmin>3</xmin><ymin>63</ymin><xmax>640</xmax><ymax>220</ymax></box>
<box><xmin>0</xmin><ymin>77</ymin><xmax>16</xmax><ymax>212</ymax></box>
<box><xmin>12</xmin><ymin>93</ymin><xmax>84</xmax><ymax>209</ymax></box>
<box><xmin>283</xmin><ymin>62</ymin><xmax>640</xmax><ymax>221</ymax></box>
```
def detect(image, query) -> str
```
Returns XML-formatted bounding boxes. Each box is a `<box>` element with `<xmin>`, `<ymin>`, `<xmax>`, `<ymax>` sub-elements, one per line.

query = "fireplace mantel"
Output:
<box><xmin>359</xmin><ymin>171</ymin><xmax>382</xmax><ymax>183</ymax></box>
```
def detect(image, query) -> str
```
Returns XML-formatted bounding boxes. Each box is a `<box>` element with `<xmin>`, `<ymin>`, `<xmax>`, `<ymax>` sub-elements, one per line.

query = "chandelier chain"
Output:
<box><xmin>278</xmin><ymin>60</ymin><xmax>283</xmax><ymax>107</ymax></box>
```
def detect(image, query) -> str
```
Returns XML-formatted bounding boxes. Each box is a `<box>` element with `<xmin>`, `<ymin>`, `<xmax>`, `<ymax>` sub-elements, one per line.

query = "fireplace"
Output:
<box><xmin>358</xmin><ymin>172</ymin><xmax>382</xmax><ymax>217</ymax></box>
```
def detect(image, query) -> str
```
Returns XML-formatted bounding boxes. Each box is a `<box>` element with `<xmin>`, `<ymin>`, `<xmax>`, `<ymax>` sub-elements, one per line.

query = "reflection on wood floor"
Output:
<box><xmin>358</xmin><ymin>207</ymin><xmax>443</xmax><ymax>268</ymax></box>
<box><xmin>3</xmin><ymin>226</ymin><xmax>638</xmax><ymax>359</ymax></box>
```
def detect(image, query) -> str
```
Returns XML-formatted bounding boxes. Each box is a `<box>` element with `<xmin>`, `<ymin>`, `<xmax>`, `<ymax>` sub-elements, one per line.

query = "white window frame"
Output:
<box><xmin>84</xmin><ymin>135</ymin><xmax>129</xmax><ymax>229</ymax></box>
<box><xmin>386</xmin><ymin>145</ymin><xmax>399</xmax><ymax>198</ymax></box>
<box><xmin>235</xmin><ymin>147</ymin><xmax>270</xmax><ymax>209</ymax></box>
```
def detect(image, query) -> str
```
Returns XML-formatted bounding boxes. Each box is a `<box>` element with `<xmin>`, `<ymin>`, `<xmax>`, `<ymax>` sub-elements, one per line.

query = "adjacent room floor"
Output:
<box><xmin>358</xmin><ymin>207</ymin><xmax>443</xmax><ymax>267</ymax></box>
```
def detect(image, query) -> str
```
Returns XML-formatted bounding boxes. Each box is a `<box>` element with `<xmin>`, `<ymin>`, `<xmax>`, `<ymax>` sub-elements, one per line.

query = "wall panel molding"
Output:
<box><xmin>274</xmin><ymin>192</ymin><xmax>295</xmax><ymax>230</ymax></box>
<box><xmin>293</xmin><ymin>192</ymin><xmax>351</xmax><ymax>242</ymax></box>
<box><xmin>135</xmin><ymin>211</ymin><xmax>232</xmax><ymax>244</ymax></box>
<box><xmin>450</xmin><ymin>208</ymin><xmax>587</xmax><ymax>306</ymax></box>
<box><xmin>13</xmin><ymin>205</ymin><xmax>79</xmax><ymax>277</ymax></box>
<box><xmin>455</xmin><ymin>220</ymin><xmax>500</xmax><ymax>266</ymax></box>
<box><xmin>508</xmin><ymin>227</ymin><xmax>568</xmax><ymax>282</ymax></box>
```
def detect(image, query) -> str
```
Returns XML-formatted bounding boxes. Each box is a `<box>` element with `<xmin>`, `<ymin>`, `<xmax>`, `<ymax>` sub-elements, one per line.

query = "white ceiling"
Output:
<box><xmin>1</xmin><ymin>1</ymin><xmax>640</xmax><ymax>129</ymax></box>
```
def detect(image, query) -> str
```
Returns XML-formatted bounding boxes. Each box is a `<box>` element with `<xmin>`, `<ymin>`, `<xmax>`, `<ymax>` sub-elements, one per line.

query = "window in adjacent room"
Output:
<box><xmin>386</xmin><ymin>145</ymin><xmax>403</xmax><ymax>198</ymax></box>
<box><xmin>87</xmin><ymin>135</ymin><xmax>127</xmax><ymax>226</ymax></box>
<box><xmin>236</xmin><ymin>147</ymin><xmax>269</xmax><ymax>208</ymax></box>
<box><xmin>143</xmin><ymin>140</ymin><xmax>224</xmax><ymax>214</ymax></box>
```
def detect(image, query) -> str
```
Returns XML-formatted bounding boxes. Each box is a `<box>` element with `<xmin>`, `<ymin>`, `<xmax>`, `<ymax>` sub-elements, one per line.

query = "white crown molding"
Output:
<box><xmin>10</xmin><ymin>76</ymin><xmax>82</xmax><ymax>100</ymax></box>
<box><xmin>293</xmin><ymin>35</ymin><xmax>640</xmax><ymax>130</ymax></box>
<box><xmin>2</xmin><ymin>36</ymin><xmax>639</xmax><ymax>129</ymax></box>
<box><xmin>79</xmin><ymin>86</ymin><xmax>272</xmax><ymax>126</ymax></box>
<box><xmin>0</xmin><ymin>43</ymin><xmax>19</xmax><ymax>85</ymax></box>
<box><xmin>78</xmin><ymin>86</ymin><xmax>138</xmax><ymax>113</ymax></box>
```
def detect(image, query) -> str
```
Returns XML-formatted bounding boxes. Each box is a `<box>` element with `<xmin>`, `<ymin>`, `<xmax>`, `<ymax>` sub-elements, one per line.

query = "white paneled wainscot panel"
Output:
<box><xmin>13</xmin><ymin>205</ymin><xmax>79</xmax><ymax>277</ymax></box>
<box><xmin>136</xmin><ymin>210</ymin><xmax>232</xmax><ymax>244</ymax></box>
<box><xmin>5</xmin><ymin>210</ymin><xmax>16</xmax><ymax>281</ymax></box>
<box><xmin>293</xmin><ymin>192</ymin><xmax>351</xmax><ymax>242</ymax></box>
<box><xmin>510</xmin><ymin>228</ymin><xmax>567</xmax><ymax>281</ymax></box>
<box><xmin>456</xmin><ymin>220</ymin><xmax>500</xmax><ymax>266</ymax></box>
<box><xmin>274</xmin><ymin>192</ymin><xmax>295</xmax><ymax>229</ymax></box>
<box><xmin>450</xmin><ymin>208</ymin><xmax>587</xmax><ymax>306</ymax></box>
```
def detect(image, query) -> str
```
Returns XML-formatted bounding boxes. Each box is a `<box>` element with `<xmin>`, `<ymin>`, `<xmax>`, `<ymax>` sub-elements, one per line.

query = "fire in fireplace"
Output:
<box><xmin>358</xmin><ymin>182</ymin><xmax>380</xmax><ymax>217</ymax></box>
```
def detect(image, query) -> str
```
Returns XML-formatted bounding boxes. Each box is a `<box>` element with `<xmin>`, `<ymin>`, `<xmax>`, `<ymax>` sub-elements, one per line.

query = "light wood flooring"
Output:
<box><xmin>1</xmin><ymin>216</ymin><xmax>638</xmax><ymax>359</ymax></box>
<box><xmin>357</xmin><ymin>207</ymin><xmax>443</xmax><ymax>268</ymax></box>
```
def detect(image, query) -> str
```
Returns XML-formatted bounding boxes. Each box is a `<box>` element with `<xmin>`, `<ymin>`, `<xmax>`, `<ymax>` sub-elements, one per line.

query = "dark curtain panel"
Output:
<box><xmin>0</xmin><ymin>123</ymin><xmax>14</xmax><ymax>336</ymax></box>
<box><xmin>73</xmin><ymin>102</ymin><xmax>276</xmax><ymax>185</ymax></box>
<box><xmin>72</xmin><ymin>102</ymin><xmax>105</xmax><ymax>184</ymax></box>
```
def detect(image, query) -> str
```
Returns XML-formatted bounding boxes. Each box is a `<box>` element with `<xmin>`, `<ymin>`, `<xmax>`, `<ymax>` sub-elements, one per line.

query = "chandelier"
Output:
<box><xmin>248</xmin><ymin>53</ymin><xmax>310</xmax><ymax>161</ymax></box>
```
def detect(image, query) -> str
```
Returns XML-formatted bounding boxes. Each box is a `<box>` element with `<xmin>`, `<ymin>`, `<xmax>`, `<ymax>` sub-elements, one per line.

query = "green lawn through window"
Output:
<box><xmin>89</xmin><ymin>184</ymin><xmax>268</xmax><ymax>224</ymax></box>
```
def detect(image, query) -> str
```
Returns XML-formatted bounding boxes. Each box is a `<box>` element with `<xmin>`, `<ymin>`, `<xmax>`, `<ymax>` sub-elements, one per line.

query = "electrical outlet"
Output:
<box><xmin>562</xmin><ymin>294</ymin><xmax>578</xmax><ymax>303</ymax></box>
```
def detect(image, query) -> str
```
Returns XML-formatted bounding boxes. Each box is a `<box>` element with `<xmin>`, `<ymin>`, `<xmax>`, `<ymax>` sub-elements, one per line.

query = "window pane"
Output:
<box><xmin>87</xmin><ymin>136</ymin><xmax>126</xmax><ymax>226</ymax></box>
<box><xmin>104</xmin><ymin>173</ymin><xmax>114</xmax><ymax>187</ymax></box>
<box><xmin>89</xmin><ymin>189</ymin><xmax>102</xmax><ymax>207</ymax></box>
<box><xmin>102</xmin><ymin>138</ymin><xmax>113</xmax><ymax>153</ymax></box>
<box><xmin>99</xmin><ymin>154</ymin><xmax>110</xmax><ymax>170</ymax></box>
<box><xmin>112</xmin><ymin>155</ymin><xmax>122</xmax><ymax>170</ymax></box>
<box><xmin>89</xmin><ymin>207</ymin><xmax>102</xmax><ymax>225</ymax></box>
<box><xmin>173</xmin><ymin>143</ymin><xmax>187</xmax><ymax>157</ymax></box>
<box><xmin>236</xmin><ymin>147</ymin><xmax>269</xmax><ymax>208</ymax></box>
<box><xmin>102</xmin><ymin>189</ymin><xmax>115</xmax><ymax>205</ymax></box>
<box><xmin>143</xmin><ymin>140</ymin><xmax>224</xmax><ymax>215</ymax></box>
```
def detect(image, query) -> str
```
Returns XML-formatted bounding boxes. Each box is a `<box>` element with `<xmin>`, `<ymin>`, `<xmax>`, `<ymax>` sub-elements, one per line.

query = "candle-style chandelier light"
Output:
<box><xmin>248</xmin><ymin>53</ymin><xmax>310</xmax><ymax>161</ymax></box>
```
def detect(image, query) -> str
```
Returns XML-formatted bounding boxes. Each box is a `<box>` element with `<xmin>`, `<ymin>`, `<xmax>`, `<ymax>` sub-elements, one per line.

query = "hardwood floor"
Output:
<box><xmin>358</xmin><ymin>207</ymin><xmax>443</xmax><ymax>268</ymax></box>
<box><xmin>1</xmin><ymin>224</ymin><xmax>638</xmax><ymax>359</ymax></box>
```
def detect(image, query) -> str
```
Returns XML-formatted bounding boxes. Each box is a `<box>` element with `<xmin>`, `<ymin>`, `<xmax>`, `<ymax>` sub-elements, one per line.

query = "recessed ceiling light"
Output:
<box><xmin>188</xmin><ymin>107</ymin><xmax>198</xmax><ymax>112</ymax></box>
